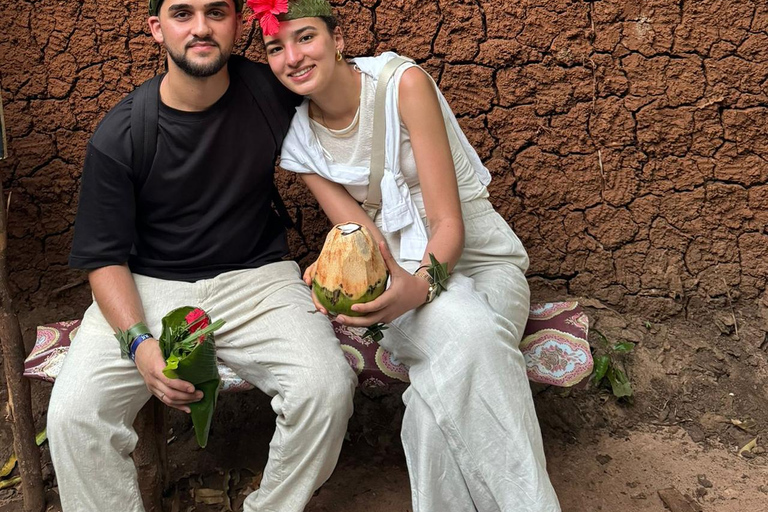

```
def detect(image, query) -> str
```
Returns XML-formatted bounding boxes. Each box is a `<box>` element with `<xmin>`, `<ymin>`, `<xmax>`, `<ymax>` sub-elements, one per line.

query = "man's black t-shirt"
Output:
<box><xmin>69</xmin><ymin>62</ymin><xmax>300</xmax><ymax>282</ymax></box>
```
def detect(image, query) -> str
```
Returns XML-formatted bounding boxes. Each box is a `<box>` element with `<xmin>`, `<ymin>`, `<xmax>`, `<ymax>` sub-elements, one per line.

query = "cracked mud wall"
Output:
<box><xmin>1</xmin><ymin>0</ymin><xmax>767</xmax><ymax>319</ymax></box>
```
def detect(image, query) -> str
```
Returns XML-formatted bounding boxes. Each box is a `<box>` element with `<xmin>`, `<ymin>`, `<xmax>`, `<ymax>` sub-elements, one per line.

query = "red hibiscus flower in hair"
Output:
<box><xmin>246</xmin><ymin>0</ymin><xmax>289</xmax><ymax>36</ymax></box>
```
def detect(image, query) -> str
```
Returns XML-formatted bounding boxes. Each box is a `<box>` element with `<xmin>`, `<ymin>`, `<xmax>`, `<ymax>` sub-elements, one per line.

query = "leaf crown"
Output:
<box><xmin>278</xmin><ymin>0</ymin><xmax>333</xmax><ymax>20</ymax></box>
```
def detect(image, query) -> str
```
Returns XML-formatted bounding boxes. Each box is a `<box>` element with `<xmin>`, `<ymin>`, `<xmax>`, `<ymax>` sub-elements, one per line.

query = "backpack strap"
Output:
<box><xmin>362</xmin><ymin>56</ymin><xmax>414</xmax><ymax>219</ymax></box>
<box><xmin>130</xmin><ymin>74</ymin><xmax>164</xmax><ymax>189</ymax></box>
<box><xmin>229</xmin><ymin>55</ymin><xmax>295</xmax><ymax>229</ymax></box>
<box><xmin>229</xmin><ymin>55</ymin><xmax>291</xmax><ymax>148</ymax></box>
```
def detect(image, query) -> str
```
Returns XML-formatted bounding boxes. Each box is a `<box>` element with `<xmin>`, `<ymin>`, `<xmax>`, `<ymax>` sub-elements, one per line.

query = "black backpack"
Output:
<box><xmin>129</xmin><ymin>55</ymin><xmax>295</xmax><ymax>228</ymax></box>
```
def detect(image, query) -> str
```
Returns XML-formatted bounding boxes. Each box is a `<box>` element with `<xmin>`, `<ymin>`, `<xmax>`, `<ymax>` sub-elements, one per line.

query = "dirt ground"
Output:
<box><xmin>0</xmin><ymin>291</ymin><xmax>766</xmax><ymax>512</ymax></box>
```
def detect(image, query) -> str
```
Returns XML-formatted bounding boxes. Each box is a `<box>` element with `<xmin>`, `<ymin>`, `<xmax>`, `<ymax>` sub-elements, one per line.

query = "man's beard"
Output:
<box><xmin>167</xmin><ymin>39</ymin><xmax>230</xmax><ymax>78</ymax></box>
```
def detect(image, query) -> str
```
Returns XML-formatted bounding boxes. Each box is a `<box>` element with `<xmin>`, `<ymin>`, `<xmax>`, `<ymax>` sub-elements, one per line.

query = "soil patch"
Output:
<box><xmin>0</xmin><ymin>300</ymin><xmax>766</xmax><ymax>511</ymax></box>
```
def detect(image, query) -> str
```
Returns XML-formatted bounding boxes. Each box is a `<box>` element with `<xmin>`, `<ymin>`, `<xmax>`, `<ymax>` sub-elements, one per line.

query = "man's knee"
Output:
<box><xmin>288</xmin><ymin>366</ymin><xmax>355</xmax><ymax>425</ymax></box>
<box><xmin>315</xmin><ymin>366</ymin><xmax>355</xmax><ymax>418</ymax></box>
<box><xmin>48</xmin><ymin>377</ymin><xmax>133</xmax><ymax>439</ymax></box>
<box><xmin>47</xmin><ymin>385</ymin><xmax>92</xmax><ymax>446</ymax></box>
<box><xmin>46</xmin><ymin>392</ymin><xmax>69</xmax><ymax>443</ymax></box>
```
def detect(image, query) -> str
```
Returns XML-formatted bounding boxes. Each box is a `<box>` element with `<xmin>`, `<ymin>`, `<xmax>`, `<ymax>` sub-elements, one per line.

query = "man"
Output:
<box><xmin>46</xmin><ymin>0</ymin><xmax>356</xmax><ymax>510</ymax></box>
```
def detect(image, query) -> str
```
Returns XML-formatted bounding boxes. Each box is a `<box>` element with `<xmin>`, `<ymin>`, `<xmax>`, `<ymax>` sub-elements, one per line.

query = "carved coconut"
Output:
<box><xmin>312</xmin><ymin>223</ymin><xmax>388</xmax><ymax>316</ymax></box>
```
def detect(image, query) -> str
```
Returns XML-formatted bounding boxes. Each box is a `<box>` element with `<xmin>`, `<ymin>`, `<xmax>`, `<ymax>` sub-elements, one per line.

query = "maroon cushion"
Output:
<box><xmin>24</xmin><ymin>303</ymin><xmax>592</xmax><ymax>394</ymax></box>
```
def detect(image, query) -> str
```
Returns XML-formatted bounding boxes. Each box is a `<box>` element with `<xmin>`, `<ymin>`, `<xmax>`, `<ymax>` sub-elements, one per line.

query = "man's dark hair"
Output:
<box><xmin>149</xmin><ymin>0</ymin><xmax>244</xmax><ymax>16</ymax></box>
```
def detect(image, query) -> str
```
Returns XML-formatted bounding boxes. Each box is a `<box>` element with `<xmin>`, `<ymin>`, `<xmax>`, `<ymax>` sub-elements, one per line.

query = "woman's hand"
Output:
<box><xmin>336</xmin><ymin>241</ymin><xmax>429</xmax><ymax>326</ymax></box>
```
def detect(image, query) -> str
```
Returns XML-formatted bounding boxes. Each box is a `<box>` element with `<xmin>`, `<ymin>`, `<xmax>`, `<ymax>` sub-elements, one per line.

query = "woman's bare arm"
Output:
<box><xmin>397</xmin><ymin>66</ymin><xmax>465</xmax><ymax>272</ymax></box>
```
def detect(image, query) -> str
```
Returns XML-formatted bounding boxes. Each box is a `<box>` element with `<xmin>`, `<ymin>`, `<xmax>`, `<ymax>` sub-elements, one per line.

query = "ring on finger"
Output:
<box><xmin>159</xmin><ymin>392</ymin><xmax>165</xmax><ymax>401</ymax></box>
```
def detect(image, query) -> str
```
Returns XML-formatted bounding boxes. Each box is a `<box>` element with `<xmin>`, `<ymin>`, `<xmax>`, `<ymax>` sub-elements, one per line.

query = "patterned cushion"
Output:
<box><xmin>24</xmin><ymin>302</ymin><xmax>592</xmax><ymax>393</ymax></box>
<box><xmin>522</xmin><ymin>302</ymin><xmax>593</xmax><ymax>387</ymax></box>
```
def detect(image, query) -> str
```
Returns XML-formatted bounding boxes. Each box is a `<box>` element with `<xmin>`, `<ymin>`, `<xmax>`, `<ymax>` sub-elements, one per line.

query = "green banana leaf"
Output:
<box><xmin>159</xmin><ymin>306</ymin><xmax>223</xmax><ymax>448</ymax></box>
<box><xmin>188</xmin><ymin>379</ymin><xmax>220</xmax><ymax>448</ymax></box>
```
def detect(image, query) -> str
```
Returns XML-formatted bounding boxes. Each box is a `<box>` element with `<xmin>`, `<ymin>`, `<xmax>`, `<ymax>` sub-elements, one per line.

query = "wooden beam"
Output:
<box><xmin>0</xmin><ymin>180</ymin><xmax>45</xmax><ymax>512</ymax></box>
<box><xmin>132</xmin><ymin>398</ymin><xmax>168</xmax><ymax>512</ymax></box>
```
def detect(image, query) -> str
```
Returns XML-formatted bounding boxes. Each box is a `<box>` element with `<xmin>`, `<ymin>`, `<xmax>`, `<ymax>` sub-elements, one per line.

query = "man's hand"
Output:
<box><xmin>303</xmin><ymin>260</ymin><xmax>331</xmax><ymax>315</ymax></box>
<box><xmin>302</xmin><ymin>260</ymin><xmax>317</xmax><ymax>286</ymax></box>
<box><xmin>134</xmin><ymin>338</ymin><xmax>202</xmax><ymax>413</ymax></box>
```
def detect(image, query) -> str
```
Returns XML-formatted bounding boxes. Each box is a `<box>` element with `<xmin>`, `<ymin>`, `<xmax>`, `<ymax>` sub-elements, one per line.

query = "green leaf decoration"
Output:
<box><xmin>606</xmin><ymin>367</ymin><xmax>633</xmax><ymax>398</ymax></box>
<box><xmin>159</xmin><ymin>306</ymin><xmax>224</xmax><ymax>448</ymax></box>
<box><xmin>162</xmin><ymin>332</ymin><xmax>219</xmax><ymax>385</ymax></box>
<box><xmin>282</xmin><ymin>0</ymin><xmax>333</xmax><ymax>20</ymax></box>
<box><xmin>363</xmin><ymin>323</ymin><xmax>388</xmax><ymax>343</ymax></box>
<box><xmin>162</xmin><ymin>355</ymin><xmax>181</xmax><ymax>378</ymax></box>
<box><xmin>187</xmin><ymin>379</ymin><xmax>221</xmax><ymax>448</ymax></box>
<box><xmin>115</xmin><ymin>328</ymin><xmax>132</xmax><ymax>360</ymax></box>
<box><xmin>426</xmin><ymin>253</ymin><xmax>450</xmax><ymax>296</ymax></box>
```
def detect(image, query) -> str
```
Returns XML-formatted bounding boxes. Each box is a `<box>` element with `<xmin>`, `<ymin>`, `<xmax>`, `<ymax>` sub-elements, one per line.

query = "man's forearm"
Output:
<box><xmin>89</xmin><ymin>264</ymin><xmax>148</xmax><ymax>334</ymax></box>
<box><xmin>88</xmin><ymin>264</ymin><xmax>199</xmax><ymax>409</ymax></box>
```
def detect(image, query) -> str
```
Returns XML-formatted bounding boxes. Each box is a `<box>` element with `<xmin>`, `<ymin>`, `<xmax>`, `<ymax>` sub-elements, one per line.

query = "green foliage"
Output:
<box><xmin>427</xmin><ymin>253</ymin><xmax>450</xmax><ymax>296</ymax></box>
<box><xmin>612</xmin><ymin>341</ymin><xmax>636</xmax><ymax>353</ymax></box>
<box><xmin>590</xmin><ymin>329</ymin><xmax>634</xmax><ymax>400</ymax></box>
<box><xmin>363</xmin><ymin>322</ymin><xmax>388</xmax><ymax>342</ymax></box>
<box><xmin>606</xmin><ymin>367</ymin><xmax>632</xmax><ymax>398</ymax></box>
<box><xmin>162</xmin><ymin>318</ymin><xmax>225</xmax><ymax>376</ymax></box>
<box><xmin>592</xmin><ymin>355</ymin><xmax>610</xmax><ymax>383</ymax></box>
<box><xmin>159</xmin><ymin>306</ymin><xmax>225</xmax><ymax>448</ymax></box>
<box><xmin>0</xmin><ymin>429</ymin><xmax>47</xmax><ymax>489</ymax></box>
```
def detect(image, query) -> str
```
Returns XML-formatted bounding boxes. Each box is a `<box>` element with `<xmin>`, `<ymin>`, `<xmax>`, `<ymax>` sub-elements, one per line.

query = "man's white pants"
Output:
<box><xmin>379</xmin><ymin>199</ymin><xmax>562</xmax><ymax>512</ymax></box>
<box><xmin>47</xmin><ymin>261</ymin><xmax>357</xmax><ymax>512</ymax></box>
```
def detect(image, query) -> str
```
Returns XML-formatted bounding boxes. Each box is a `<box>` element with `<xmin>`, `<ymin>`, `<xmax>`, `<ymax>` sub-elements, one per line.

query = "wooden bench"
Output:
<box><xmin>24</xmin><ymin>303</ymin><xmax>592</xmax><ymax>511</ymax></box>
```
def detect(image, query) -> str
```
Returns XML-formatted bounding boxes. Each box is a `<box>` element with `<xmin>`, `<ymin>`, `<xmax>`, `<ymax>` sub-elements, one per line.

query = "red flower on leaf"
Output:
<box><xmin>185</xmin><ymin>308</ymin><xmax>210</xmax><ymax>343</ymax></box>
<box><xmin>246</xmin><ymin>0</ymin><xmax>288</xmax><ymax>36</ymax></box>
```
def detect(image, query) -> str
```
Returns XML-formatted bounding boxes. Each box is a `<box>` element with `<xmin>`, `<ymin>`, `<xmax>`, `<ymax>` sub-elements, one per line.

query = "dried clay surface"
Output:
<box><xmin>0</xmin><ymin>0</ymin><xmax>767</xmax><ymax>511</ymax></box>
<box><xmin>1</xmin><ymin>0</ymin><xmax>768</xmax><ymax>318</ymax></box>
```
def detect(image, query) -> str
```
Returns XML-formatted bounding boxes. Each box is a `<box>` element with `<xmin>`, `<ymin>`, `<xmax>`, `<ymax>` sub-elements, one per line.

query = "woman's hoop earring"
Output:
<box><xmin>336</xmin><ymin>49</ymin><xmax>343</xmax><ymax>61</ymax></box>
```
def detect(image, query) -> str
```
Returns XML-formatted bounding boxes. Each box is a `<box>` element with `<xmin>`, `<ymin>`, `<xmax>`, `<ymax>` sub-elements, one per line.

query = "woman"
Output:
<box><xmin>250</xmin><ymin>0</ymin><xmax>561</xmax><ymax>510</ymax></box>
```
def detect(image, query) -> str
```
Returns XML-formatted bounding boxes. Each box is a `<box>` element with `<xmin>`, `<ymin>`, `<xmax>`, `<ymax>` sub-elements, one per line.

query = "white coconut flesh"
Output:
<box><xmin>337</xmin><ymin>223</ymin><xmax>362</xmax><ymax>235</ymax></box>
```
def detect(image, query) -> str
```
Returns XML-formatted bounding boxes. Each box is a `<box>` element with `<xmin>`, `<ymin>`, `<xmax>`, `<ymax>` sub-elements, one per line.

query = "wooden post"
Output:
<box><xmin>0</xmin><ymin>180</ymin><xmax>45</xmax><ymax>511</ymax></box>
<box><xmin>132</xmin><ymin>397</ymin><xmax>168</xmax><ymax>512</ymax></box>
